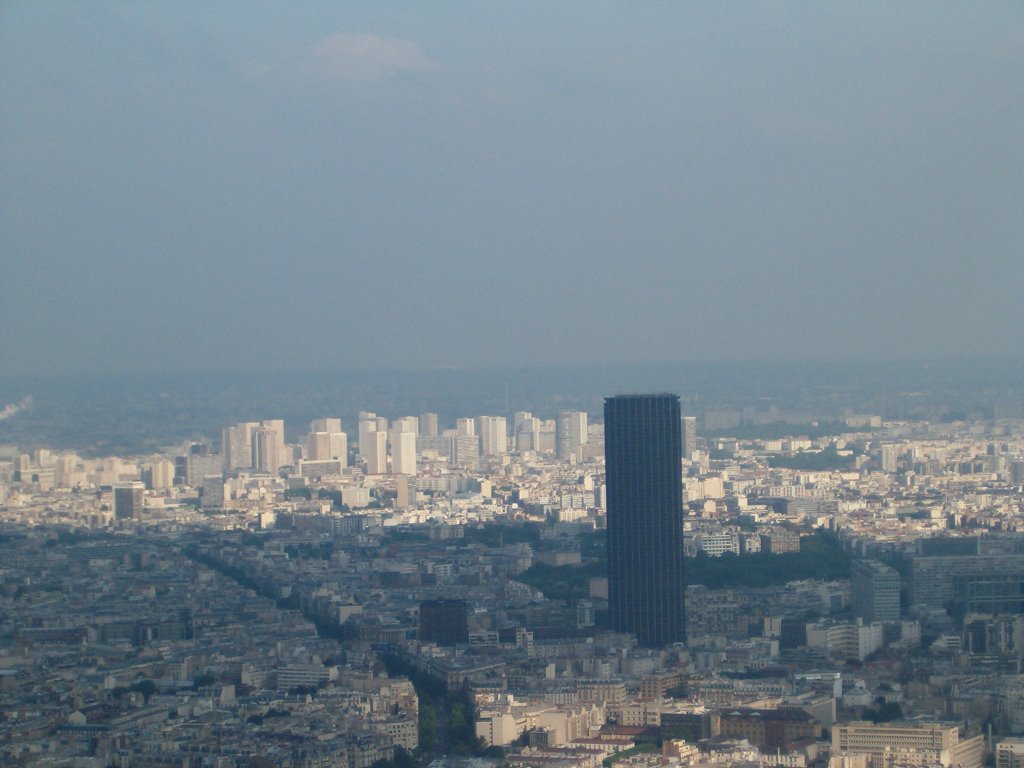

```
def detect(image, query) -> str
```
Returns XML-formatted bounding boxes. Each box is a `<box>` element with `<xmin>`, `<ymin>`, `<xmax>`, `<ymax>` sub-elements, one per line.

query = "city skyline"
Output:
<box><xmin>4</xmin><ymin>356</ymin><xmax>1024</xmax><ymax>458</ymax></box>
<box><xmin>7</xmin><ymin>380</ymin><xmax>1024</xmax><ymax>764</ymax></box>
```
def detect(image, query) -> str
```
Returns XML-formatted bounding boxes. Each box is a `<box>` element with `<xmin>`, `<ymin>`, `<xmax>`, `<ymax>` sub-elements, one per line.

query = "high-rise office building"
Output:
<box><xmin>143</xmin><ymin>459</ymin><xmax>175</xmax><ymax>491</ymax></box>
<box><xmin>310</xmin><ymin>418</ymin><xmax>342</xmax><ymax>434</ymax></box>
<box><xmin>306</xmin><ymin>432</ymin><xmax>332</xmax><ymax>460</ymax></box>
<box><xmin>358</xmin><ymin>414</ymin><xmax>378</xmax><ymax>462</ymax></box>
<box><xmin>910</xmin><ymin>552</ymin><xmax>1024</xmax><ymax>611</ymax></box>
<box><xmin>395</xmin><ymin>475</ymin><xmax>414</xmax><ymax>509</ymax></box>
<box><xmin>365</xmin><ymin>430</ymin><xmax>388</xmax><ymax>475</ymax></box>
<box><xmin>391</xmin><ymin>429</ymin><xmax>417</xmax><ymax>475</ymax></box>
<box><xmin>114</xmin><ymin>481</ymin><xmax>145</xmax><ymax>520</ymax></box>
<box><xmin>201</xmin><ymin>475</ymin><xmax>226</xmax><ymax>510</ymax></box>
<box><xmin>390</xmin><ymin>418</ymin><xmax>418</xmax><ymax>475</ymax></box>
<box><xmin>307</xmin><ymin>430</ymin><xmax>347</xmax><ymax>467</ymax></box>
<box><xmin>451</xmin><ymin>433</ymin><xmax>480</xmax><ymax>469</ymax></box>
<box><xmin>537</xmin><ymin>420</ymin><xmax>556</xmax><ymax>453</ymax></box>
<box><xmin>222</xmin><ymin>422</ymin><xmax>258</xmax><ymax>471</ymax></box>
<box><xmin>605</xmin><ymin>393</ymin><xmax>685</xmax><ymax>648</ymax></box>
<box><xmin>556</xmin><ymin>410</ymin><xmax>588</xmax><ymax>461</ymax></box>
<box><xmin>393</xmin><ymin>416</ymin><xmax>419</xmax><ymax>434</ymax></box>
<box><xmin>681</xmin><ymin>416</ymin><xmax>697</xmax><ymax>459</ymax></box>
<box><xmin>513</xmin><ymin>411</ymin><xmax>533</xmax><ymax>430</ymax></box>
<box><xmin>881</xmin><ymin>444</ymin><xmax>900</xmax><ymax>473</ymax></box>
<box><xmin>329</xmin><ymin>432</ymin><xmax>348</xmax><ymax>468</ymax></box>
<box><xmin>419</xmin><ymin>413</ymin><xmax>439</xmax><ymax>437</ymax></box>
<box><xmin>251</xmin><ymin>425</ymin><xmax>281</xmax><ymax>474</ymax></box>
<box><xmin>262</xmin><ymin>419</ymin><xmax>285</xmax><ymax>458</ymax></box>
<box><xmin>477</xmin><ymin>416</ymin><xmax>508</xmax><ymax>456</ymax></box>
<box><xmin>187</xmin><ymin>451</ymin><xmax>223</xmax><ymax>487</ymax></box>
<box><xmin>851</xmin><ymin>559</ymin><xmax>901</xmax><ymax>623</ymax></box>
<box><xmin>515</xmin><ymin>413</ymin><xmax>541</xmax><ymax>453</ymax></box>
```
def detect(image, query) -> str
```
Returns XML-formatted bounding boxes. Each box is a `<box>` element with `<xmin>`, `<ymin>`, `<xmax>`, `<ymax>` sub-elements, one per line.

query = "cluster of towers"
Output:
<box><xmin>217</xmin><ymin>396</ymin><xmax>689</xmax><ymax>650</ymax></box>
<box><xmin>222</xmin><ymin>420</ymin><xmax>287</xmax><ymax>474</ymax></box>
<box><xmin>218</xmin><ymin>408</ymin><xmax>596</xmax><ymax>480</ymax></box>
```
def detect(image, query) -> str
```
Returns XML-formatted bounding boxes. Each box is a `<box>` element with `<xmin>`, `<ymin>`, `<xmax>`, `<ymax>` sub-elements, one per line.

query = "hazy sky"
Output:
<box><xmin>2</xmin><ymin>2</ymin><xmax>1022</xmax><ymax>376</ymax></box>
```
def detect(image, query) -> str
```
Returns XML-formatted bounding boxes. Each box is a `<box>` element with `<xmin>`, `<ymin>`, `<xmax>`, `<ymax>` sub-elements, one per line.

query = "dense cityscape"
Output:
<box><xmin>4</xmin><ymin>2</ymin><xmax>1022</xmax><ymax>767</ymax></box>
<box><xmin>6</xmin><ymin>388</ymin><xmax>1024</xmax><ymax>768</ymax></box>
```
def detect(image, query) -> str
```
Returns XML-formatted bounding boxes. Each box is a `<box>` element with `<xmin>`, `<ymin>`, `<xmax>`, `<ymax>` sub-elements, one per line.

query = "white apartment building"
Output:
<box><xmin>806</xmin><ymin>619</ymin><xmax>883</xmax><ymax>661</ymax></box>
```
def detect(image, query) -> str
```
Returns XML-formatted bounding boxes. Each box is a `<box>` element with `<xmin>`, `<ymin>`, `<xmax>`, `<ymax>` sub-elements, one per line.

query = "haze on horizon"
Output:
<box><xmin>2</xmin><ymin>2</ymin><xmax>1022</xmax><ymax>378</ymax></box>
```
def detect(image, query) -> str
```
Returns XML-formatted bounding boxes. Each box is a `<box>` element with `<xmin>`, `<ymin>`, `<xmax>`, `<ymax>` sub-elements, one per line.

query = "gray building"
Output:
<box><xmin>113</xmin><ymin>481</ymin><xmax>145</xmax><ymax>520</ymax></box>
<box><xmin>682</xmin><ymin>416</ymin><xmax>697</xmax><ymax>458</ymax></box>
<box><xmin>851</xmin><ymin>559</ymin><xmax>901</xmax><ymax>623</ymax></box>
<box><xmin>911</xmin><ymin>553</ymin><xmax>1024</xmax><ymax>612</ymax></box>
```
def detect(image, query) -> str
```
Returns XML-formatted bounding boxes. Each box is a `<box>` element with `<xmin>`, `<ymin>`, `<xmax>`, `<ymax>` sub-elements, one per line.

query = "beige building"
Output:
<box><xmin>998</xmin><ymin>739</ymin><xmax>1024</xmax><ymax>768</ymax></box>
<box><xmin>831</xmin><ymin>722</ymin><xmax>984</xmax><ymax>768</ymax></box>
<box><xmin>475</xmin><ymin>695</ymin><xmax>605</xmax><ymax>747</ymax></box>
<box><xmin>577</xmin><ymin>679</ymin><xmax>626</xmax><ymax>708</ymax></box>
<box><xmin>995</xmin><ymin>741</ymin><xmax>1024</xmax><ymax>768</ymax></box>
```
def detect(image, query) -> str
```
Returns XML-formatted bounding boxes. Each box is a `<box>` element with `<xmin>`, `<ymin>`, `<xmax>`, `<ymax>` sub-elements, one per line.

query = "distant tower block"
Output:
<box><xmin>251</xmin><ymin>425</ymin><xmax>281</xmax><ymax>474</ymax></box>
<box><xmin>391</xmin><ymin>429</ymin><xmax>417</xmax><ymax>475</ymax></box>
<box><xmin>851</xmin><ymin>559</ymin><xmax>901</xmax><ymax>623</ymax></box>
<box><xmin>307</xmin><ymin>432</ymin><xmax>332</xmax><ymax>460</ymax></box>
<box><xmin>366</xmin><ymin>430</ymin><xmax>388</xmax><ymax>475</ymax></box>
<box><xmin>222</xmin><ymin>422</ymin><xmax>257</xmax><ymax>471</ymax></box>
<box><xmin>358</xmin><ymin>414</ymin><xmax>378</xmax><ymax>462</ymax></box>
<box><xmin>419</xmin><ymin>412</ymin><xmax>439</xmax><ymax>437</ymax></box>
<box><xmin>310</xmin><ymin>418</ymin><xmax>342</xmax><ymax>434</ymax></box>
<box><xmin>556</xmin><ymin>410</ymin><xmax>588</xmax><ymax>461</ymax></box>
<box><xmin>113</xmin><ymin>481</ymin><xmax>145</xmax><ymax>520</ymax></box>
<box><xmin>396</xmin><ymin>475</ymin><xmax>414</xmax><ymax>509</ymax></box>
<box><xmin>682</xmin><ymin>416</ymin><xmax>697</xmax><ymax>459</ymax></box>
<box><xmin>478</xmin><ymin>416</ymin><xmax>508</xmax><ymax>456</ymax></box>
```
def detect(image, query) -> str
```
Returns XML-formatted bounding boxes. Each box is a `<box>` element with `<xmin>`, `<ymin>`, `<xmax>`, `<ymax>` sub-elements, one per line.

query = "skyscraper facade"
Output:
<box><xmin>514</xmin><ymin>412</ymin><xmax>542</xmax><ymax>453</ymax></box>
<box><xmin>681</xmin><ymin>415</ymin><xmax>697</xmax><ymax>459</ymax></box>
<box><xmin>477</xmin><ymin>416</ymin><xmax>508</xmax><ymax>456</ymax></box>
<box><xmin>251</xmin><ymin>425</ymin><xmax>281</xmax><ymax>474</ymax></box>
<box><xmin>366</xmin><ymin>430</ymin><xmax>388</xmax><ymax>475</ymax></box>
<box><xmin>306</xmin><ymin>432</ymin><xmax>333</xmax><ymax>460</ymax></box>
<box><xmin>310</xmin><ymin>418</ymin><xmax>342</xmax><ymax>434</ymax></box>
<box><xmin>605</xmin><ymin>394</ymin><xmax>686</xmax><ymax>648</ymax></box>
<box><xmin>357</xmin><ymin>412</ymin><xmax>380</xmax><ymax>463</ymax></box>
<box><xmin>851</xmin><ymin>559</ymin><xmax>901</xmax><ymax>623</ymax></box>
<box><xmin>556</xmin><ymin>410</ymin><xmax>588</xmax><ymax>461</ymax></box>
<box><xmin>222</xmin><ymin>422</ymin><xmax>257</xmax><ymax>471</ymax></box>
<box><xmin>419</xmin><ymin>412</ymin><xmax>439</xmax><ymax>437</ymax></box>
<box><xmin>114</xmin><ymin>481</ymin><xmax>145</xmax><ymax>520</ymax></box>
<box><xmin>391</xmin><ymin>429</ymin><xmax>417</xmax><ymax>475</ymax></box>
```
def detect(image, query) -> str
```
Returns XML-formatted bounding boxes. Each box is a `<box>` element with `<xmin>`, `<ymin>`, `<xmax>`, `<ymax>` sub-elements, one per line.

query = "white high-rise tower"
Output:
<box><xmin>556</xmin><ymin>411</ymin><xmax>588</xmax><ymax>461</ymax></box>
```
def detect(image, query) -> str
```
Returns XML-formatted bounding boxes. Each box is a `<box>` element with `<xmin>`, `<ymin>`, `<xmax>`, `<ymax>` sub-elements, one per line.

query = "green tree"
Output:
<box><xmin>419</xmin><ymin>703</ymin><xmax>437</xmax><ymax>753</ymax></box>
<box><xmin>130</xmin><ymin>679</ymin><xmax>157</xmax><ymax>703</ymax></box>
<box><xmin>862</xmin><ymin>701</ymin><xmax>903</xmax><ymax>723</ymax></box>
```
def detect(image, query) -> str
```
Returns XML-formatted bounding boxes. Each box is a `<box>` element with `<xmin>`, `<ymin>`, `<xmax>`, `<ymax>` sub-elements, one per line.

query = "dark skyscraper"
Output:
<box><xmin>419</xmin><ymin>599</ymin><xmax>469</xmax><ymax>646</ymax></box>
<box><xmin>113</xmin><ymin>481</ymin><xmax>145</xmax><ymax>520</ymax></box>
<box><xmin>605</xmin><ymin>394</ymin><xmax>686</xmax><ymax>647</ymax></box>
